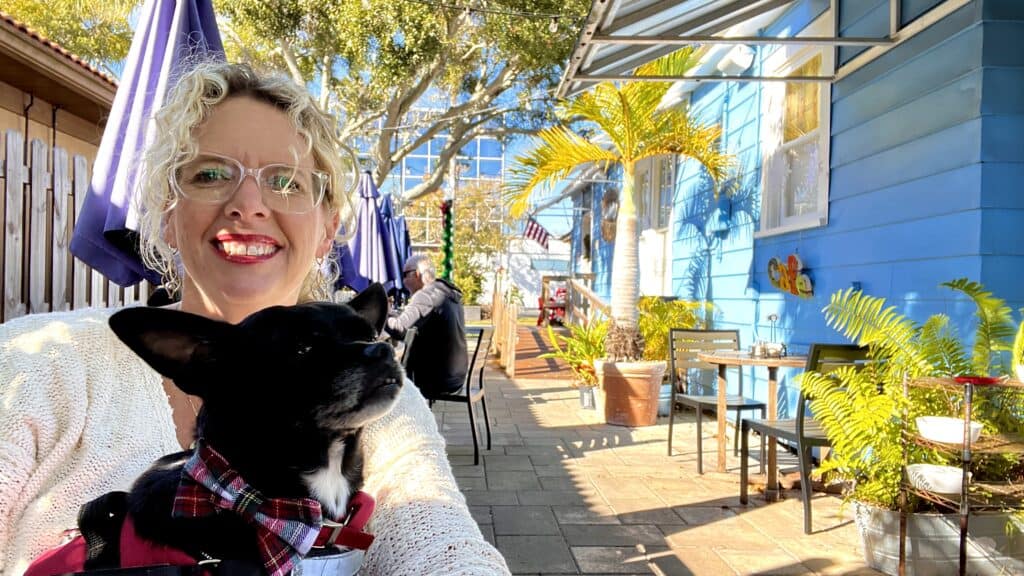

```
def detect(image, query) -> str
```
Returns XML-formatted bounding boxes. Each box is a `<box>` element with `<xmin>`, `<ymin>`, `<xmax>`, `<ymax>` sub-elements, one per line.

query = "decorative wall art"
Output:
<box><xmin>768</xmin><ymin>254</ymin><xmax>813</xmax><ymax>298</ymax></box>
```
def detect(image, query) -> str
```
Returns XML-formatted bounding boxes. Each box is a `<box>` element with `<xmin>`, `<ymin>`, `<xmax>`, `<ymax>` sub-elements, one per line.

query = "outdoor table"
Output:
<box><xmin>696</xmin><ymin>350</ymin><xmax>807</xmax><ymax>499</ymax></box>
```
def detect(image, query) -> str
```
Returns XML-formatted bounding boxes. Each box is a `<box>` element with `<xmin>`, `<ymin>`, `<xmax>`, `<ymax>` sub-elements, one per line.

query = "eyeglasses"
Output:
<box><xmin>402</xmin><ymin>269</ymin><xmax>417</xmax><ymax>278</ymax></box>
<box><xmin>172</xmin><ymin>153</ymin><xmax>330</xmax><ymax>214</ymax></box>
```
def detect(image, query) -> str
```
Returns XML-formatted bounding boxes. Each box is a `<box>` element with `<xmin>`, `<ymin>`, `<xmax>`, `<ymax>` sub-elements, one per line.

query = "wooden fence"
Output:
<box><xmin>1</xmin><ymin>128</ymin><xmax>151</xmax><ymax>323</ymax></box>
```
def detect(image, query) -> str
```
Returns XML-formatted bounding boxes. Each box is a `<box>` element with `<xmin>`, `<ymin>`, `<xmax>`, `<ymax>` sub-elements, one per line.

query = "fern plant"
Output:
<box><xmin>803</xmin><ymin>278</ymin><xmax>1024</xmax><ymax>511</ymax></box>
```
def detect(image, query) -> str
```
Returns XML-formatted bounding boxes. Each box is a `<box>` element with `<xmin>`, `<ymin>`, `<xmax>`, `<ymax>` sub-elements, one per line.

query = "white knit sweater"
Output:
<box><xmin>0</xmin><ymin>307</ymin><xmax>509</xmax><ymax>576</ymax></box>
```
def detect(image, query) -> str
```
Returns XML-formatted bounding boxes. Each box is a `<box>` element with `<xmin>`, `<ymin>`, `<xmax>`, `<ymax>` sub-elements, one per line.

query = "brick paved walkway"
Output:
<box><xmin>431</xmin><ymin>326</ymin><xmax>881</xmax><ymax>575</ymax></box>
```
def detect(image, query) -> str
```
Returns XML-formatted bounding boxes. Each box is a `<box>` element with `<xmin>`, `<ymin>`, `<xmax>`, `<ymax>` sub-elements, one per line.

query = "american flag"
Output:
<box><xmin>524</xmin><ymin>217</ymin><xmax>550</xmax><ymax>250</ymax></box>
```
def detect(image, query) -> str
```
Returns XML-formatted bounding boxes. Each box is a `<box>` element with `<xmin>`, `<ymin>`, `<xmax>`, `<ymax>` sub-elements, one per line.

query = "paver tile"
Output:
<box><xmin>552</xmin><ymin>504</ymin><xmax>621</xmax><ymax>525</ymax></box>
<box><xmin>431</xmin><ymin>336</ymin><xmax>880</xmax><ymax>575</ymax></box>
<box><xmin>571</xmin><ymin>546</ymin><xmax>652</xmax><ymax>574</ymax></box>
<box><xmin>492</xmin><ymin>505</ymin><xmax>560</xmax><ymax>535</ymax></box>
<box><xmin>560</xmin><ymin>524</ymin><xmax>667</xmax><ymax>547</ymax></box>
<box><xmin>496</xmin><ymin>535</ymin><xmax>578</xmax><ymax>574</ymax></box>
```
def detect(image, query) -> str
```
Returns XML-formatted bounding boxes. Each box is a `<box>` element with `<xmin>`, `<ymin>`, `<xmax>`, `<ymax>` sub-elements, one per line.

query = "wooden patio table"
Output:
<box><xmin>696</xmin><ymin>350</ymin><xmax>807</xmax><ymax>499</ymax></box>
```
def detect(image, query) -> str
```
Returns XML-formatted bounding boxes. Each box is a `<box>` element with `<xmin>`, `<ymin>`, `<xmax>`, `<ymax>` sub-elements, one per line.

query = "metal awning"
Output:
<box><xmin>557</xmin><ymin>0</ymin><xmax>900</xmax><ymax>98</ymax></box>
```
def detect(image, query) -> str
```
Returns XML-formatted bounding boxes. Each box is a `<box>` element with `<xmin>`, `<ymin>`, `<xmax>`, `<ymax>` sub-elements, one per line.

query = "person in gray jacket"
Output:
<box><xmin>385</xmin><ymin>255</ymin><xmax>468</xmax><ymax>396</ymax></box>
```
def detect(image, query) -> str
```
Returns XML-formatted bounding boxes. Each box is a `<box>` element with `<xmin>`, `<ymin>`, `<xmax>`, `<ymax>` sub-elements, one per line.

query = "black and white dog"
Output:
<box><xmin>104</xmin><ymin>283</ymin><xmax>402</xmax><ymax>572</ymax></box>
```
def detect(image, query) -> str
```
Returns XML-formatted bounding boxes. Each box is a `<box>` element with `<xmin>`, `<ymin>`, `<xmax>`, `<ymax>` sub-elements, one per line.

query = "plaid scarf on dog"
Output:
<box><xmin>173</xmin><ymin>441</ymin><xmax>323</xmax><ymax>576</ymax></box>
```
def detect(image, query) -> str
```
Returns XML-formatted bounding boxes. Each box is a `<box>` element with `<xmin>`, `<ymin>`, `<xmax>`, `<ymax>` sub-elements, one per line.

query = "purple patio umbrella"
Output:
<box><xmin>341</xmin><ymin>172</ymin><xmax>403</xmax><ymax>294</ymax></box>
<box><xmin>70</xmin><ymin>0</ymin><xmax>223</xmax><ymax>286</ymax></box>
<box><xmin>379</xmin><ymin>191</ymin><xmax>412</xmax><ymax>304</ymax></box>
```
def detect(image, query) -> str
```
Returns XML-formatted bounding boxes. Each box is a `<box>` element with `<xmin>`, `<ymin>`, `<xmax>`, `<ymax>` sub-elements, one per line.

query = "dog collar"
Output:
<box><xmin>312</xmin><ymin>491</ymin><xmax>376</xmax><ymax>550</ymax></box>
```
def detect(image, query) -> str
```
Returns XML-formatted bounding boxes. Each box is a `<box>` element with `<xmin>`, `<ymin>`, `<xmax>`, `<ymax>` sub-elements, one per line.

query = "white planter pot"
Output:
<box><xmin>657</xmin><ymin>383</ymin><xmax>673</xmax><ymax>417</ymax></box>
<box><xmin>854</xmin><ymin>502</ymin><xmax>1024</xmax><ymax>576</ymax></box>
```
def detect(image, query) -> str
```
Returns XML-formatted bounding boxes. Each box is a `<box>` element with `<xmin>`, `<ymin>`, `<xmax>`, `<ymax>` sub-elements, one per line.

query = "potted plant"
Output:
<box><xmin>503</xmin><ymin>47</ymin><xmax>732</xmax><ymax>427</ymax></box>
<box><xmin>801</xmin><ymin>278</ymin><xmax>1024</xmax><ymax>575</ymax></box>
<box><xmin>541</xmin><ymin>320</ymin><xmax>609</xmax><ymax>410</ymax></box>
<box><xmin>1013</xmin><ymin>315</ymin><xmax>1024</xmax><ymax>382</ymax></box>
<box><xmin>637</xmin><ymin>297</ymin><xmax>707</xmax><ymax>415</ymax></box>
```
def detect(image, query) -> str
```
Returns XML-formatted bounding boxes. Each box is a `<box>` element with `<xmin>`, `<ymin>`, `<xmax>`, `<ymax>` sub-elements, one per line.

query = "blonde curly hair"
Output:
<box><xmin>137</xmin><ymin>60</ymin><xmax>356</xmax><ymax>302</ymax></box>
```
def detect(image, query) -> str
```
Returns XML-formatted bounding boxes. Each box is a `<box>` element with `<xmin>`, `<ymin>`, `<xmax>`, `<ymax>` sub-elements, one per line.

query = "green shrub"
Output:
<box><xmin>637</xmin><ymin>297</ymin><xmax>708</xmax><ymax>361</ymax></box>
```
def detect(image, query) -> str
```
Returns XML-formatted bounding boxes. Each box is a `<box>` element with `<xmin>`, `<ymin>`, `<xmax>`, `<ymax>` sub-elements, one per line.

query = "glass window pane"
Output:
<box><xmin>784</xmin><ymin>55</ymin><xmax>821</xmax><ymax>143</ymax></box>
<box><xmin>479</xmin><ymin>159</ymin><xmax>502</xmax><ymax>178</ymax></box>
<box><xmin>639</xmin><ymin>168</ymin><xmax>652</xmax><ymax>230</ymax></box>
<box><xmin>411</xmin><ymin>141</ymin><xmax>429</xmax><ymax>156</ymax></box>
<box><xmin>459</xmin><ymin>141</ymin><xmax>478</xmax><ymax>157</ymax></box>
<box><xmin>479</xmin><ymin>139</ymin><xmax>502</xmax><ymax>157</ymax></box>
<box><xmin>783</xmin><ymin>137</ymin><xmax>820</xmax><ymax>218</ymax></box>
<box><xmin>657</xmin><ymin>155</ymin><xmax>674</xmax><ymax>228</ymax></box>
<box><xmin>459</xmin><ymin>159</ymin><xmax>477</xmax><ymax>178</ymax></box>
<box><xmin>430</xmin><ymin>137</ymin><xmax>449</xmax><ymax>156</ymax></box>
<box><xmin>404</xmin><ymin>156</ymin><xmax>427</xmax><ymax>179</ymax></box>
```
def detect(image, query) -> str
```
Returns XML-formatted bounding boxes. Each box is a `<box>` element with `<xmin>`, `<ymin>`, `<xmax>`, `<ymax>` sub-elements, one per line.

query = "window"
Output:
<box><xmin>638</xmin><ymin>166</ymin><xmax>653</xmax><ymax>231</ymax></box>
<box><xmin>479</xmin><ymin>159</ymin><xmax>502</xmax><ymax>178</ymax></box>
<box><xmin>657</xmin><ymin>155</ymin><xmax>675</xmax><ymax>229</ymax></box>
<box><xmin>634</xmin><ymin>154</ymin><xmax>675</xmax><ymax>231</ymax></box>
<box><xmin>479</xmin><ymin>138</ymin><xmax>502</xmax><ymax>158</ymax></box>
<box><xmin>759</xmin><ymin>15</ymin><xmax>833</xmax><ymax>236</ymax></box>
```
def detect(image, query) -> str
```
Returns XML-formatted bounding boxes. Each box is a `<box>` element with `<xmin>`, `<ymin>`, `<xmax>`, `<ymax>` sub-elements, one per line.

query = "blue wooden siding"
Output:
<box><xmin>672</xmin><ymin>0</ymin><xmax>1023</xmax><ymax>412</ymax></box>
<box><xmin>568</xmin><ymin>0</ymin><xmax>1023</xmax><ymax>411</ymax></box>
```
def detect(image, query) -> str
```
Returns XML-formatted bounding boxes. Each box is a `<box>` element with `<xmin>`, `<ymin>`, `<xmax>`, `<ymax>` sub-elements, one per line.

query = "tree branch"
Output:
<box><xmin>278</xmin><ymin>39</ymin><xmax>305</xmax><ymax>85</ymax></box>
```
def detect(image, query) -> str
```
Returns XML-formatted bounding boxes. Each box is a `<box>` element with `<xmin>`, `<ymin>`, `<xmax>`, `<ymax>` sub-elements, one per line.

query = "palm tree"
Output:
<box><xmin>503</xmin><ymin>48</ymin><xmax>732</xmax><ymax>360</ymax></box>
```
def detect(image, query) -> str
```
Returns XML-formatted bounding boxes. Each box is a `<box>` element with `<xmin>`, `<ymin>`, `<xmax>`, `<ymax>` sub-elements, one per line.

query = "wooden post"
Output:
<box><xmin>52</xmin><ymin>147</ymin><xmax>71</xmax><ymax>311</ymax></box>
<box><xmin>28</xmin><ymin>138</ymin><xmax>50</xmax><ymax>314</ymax></box>
<box><xmin>4</xmin><ymin>130</ymin><xmax>27</xmax><ymax>321</ymax></box>
<box><xmin>72</xmin><ymin>155</ymin><xmax>90</xmax><ymax>310</ymax></box>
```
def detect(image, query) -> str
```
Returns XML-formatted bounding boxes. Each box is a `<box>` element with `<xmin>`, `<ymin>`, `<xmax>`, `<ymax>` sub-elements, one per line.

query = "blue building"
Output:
<box><xmin>556</xmin><ymin>0</ymin><xmax>1023</xmax><ymax>411</ymax></box>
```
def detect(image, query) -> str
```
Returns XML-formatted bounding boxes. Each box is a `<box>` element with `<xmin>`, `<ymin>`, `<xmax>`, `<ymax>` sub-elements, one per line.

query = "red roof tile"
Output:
<box><xmin>0</xmin><ymin>10</ymin><xmax>118</xmax><ymax>88</ymax></box>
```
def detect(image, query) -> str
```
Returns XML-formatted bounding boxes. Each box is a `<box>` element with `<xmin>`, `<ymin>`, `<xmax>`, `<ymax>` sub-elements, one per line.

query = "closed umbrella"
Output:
<box><xmin>379</xmin><ymin>192</ymin><xmax>412</xmax><ymax>304</ymax></box>
<box><xmin>70</xmin><ymin>0</ymin><xmax>223</xmax><ymax>286</ymax></box>
<box><xmin>342</xmin><ymin>172</ymin><xmax>402</xmax><ymax>294</ymax></box>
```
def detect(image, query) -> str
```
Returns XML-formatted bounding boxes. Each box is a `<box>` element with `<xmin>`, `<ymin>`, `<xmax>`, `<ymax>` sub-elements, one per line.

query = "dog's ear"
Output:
<box><xmin>109</xmin><ymin>308</ymin><xmax>232</xmax><ymax>396</ymax></box>
<box><xmin>348</xmin><ymin>283</ymin><xmax>388</xmax><ymax>334</ymax></box>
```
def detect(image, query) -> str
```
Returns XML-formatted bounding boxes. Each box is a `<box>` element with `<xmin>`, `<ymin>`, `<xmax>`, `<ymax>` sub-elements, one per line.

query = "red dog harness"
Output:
<box><xmin>25</xmin><ymin>484</ymin><xmax>375</xmax><ymax>576</ymax></box>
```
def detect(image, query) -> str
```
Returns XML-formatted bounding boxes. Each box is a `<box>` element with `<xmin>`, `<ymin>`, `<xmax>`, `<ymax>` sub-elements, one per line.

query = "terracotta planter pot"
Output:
<box><xmin>596</xmin><ymin>359</ymin><xmax>667</xmax><ymax>427</ymax></box>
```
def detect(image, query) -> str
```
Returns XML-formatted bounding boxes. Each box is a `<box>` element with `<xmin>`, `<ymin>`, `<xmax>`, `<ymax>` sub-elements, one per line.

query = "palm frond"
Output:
<box><xmin>561</xmin><ymin>86</ymin><xmax>629</xmax><ymax>153</ymax></box>
<box><xmin>644</xmin><ymin>115</ymin><xmax>731</xmax><ymax>181</ymax></box>
<box><xmin>502</xmin><ymin>126</ymin><xmax>619</xmax><ymax>218</ymax></box>
<box><xmin>941</xmin><ymin>278</ymin><xmax>1015</xmax><ymax>375</ymax></box>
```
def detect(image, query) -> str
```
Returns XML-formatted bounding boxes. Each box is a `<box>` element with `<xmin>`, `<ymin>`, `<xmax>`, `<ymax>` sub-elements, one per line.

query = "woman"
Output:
<box><xmin>0</xmin><ymin>62</ymin><xmax>509</xmax><ymax>575</ymax></box>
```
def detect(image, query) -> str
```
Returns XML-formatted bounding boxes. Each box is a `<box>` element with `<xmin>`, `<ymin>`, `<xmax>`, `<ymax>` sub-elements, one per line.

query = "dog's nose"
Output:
<box><xmin>364</xmin><ymin>342</ymin><xmax>394</xmax><ymax>361</ymax></box>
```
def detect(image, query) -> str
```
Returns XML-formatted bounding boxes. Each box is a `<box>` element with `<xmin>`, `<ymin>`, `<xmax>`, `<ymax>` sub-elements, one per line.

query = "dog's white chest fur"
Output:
<box><xmin>302</xmin><ymin>440</ymin><xmax>352</xmax><ymax>520</ymax></box>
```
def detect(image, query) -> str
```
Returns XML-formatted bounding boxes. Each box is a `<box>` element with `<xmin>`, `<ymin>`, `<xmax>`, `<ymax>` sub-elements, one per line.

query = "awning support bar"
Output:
<box><xmin>589</xmin><ymin>34</ymin><xmax>894</xmax><ymax>46</ymax></box>
<box><xmin>574</xmin><ymin>74</ymin><xmax>836</xmax><ymax>84</ymax></box>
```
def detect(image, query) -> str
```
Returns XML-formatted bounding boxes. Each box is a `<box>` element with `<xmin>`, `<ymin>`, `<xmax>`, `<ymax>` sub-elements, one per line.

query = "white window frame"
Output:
<box><xmin>757</xmin><ymin>13</ymin><xmax>834</xmax><ymax>238</ymax></box>
<box><xmin>635</xmin><ymin>154</ymin><xmax>675</xmax><ymax>232</ymax></box>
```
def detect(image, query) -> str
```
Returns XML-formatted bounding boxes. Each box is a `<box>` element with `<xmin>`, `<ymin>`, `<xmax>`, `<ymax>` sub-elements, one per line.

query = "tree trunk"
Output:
<box><xmin>609</xmin><ymin>162</ymin><xmax>640</xmax><ymax>339</ymax></box>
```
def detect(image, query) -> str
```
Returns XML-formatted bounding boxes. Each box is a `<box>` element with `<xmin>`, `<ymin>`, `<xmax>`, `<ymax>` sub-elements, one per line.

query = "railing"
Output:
<box><xmin>567</xmin><ymin>277</ymin><xmax>609</xmax><ymax>327</ymax></box>
<box><xmin>1</xmin><ymin>129</ymin><xmax>152</xmax><ymax>323</ymax></box>
<box><xmin>489</xmin><ymin>270</ymin><xmax>519</xmax><ymax>377</ymax></box>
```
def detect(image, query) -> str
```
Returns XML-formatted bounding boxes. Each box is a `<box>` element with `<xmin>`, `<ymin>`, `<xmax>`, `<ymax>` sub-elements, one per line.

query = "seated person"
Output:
<box><xmin>385</xmin><ymin>255</ymin><xmax>467</xmax><ymax>396</ymax></box>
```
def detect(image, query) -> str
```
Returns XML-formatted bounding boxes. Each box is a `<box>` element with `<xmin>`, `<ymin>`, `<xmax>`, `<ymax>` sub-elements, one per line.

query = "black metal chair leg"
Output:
<box><xmin>667</xmin><ymin>393</ymin><xmax>676</xmax><ymax>456</ymax></box>
<box><xmin>759</xmin><ymin>407</ymin><xmax>766</xmax><ymax>475</ymax></box>
<box><xmin>799</xmin><ymin>444</ymin><xmax>814</xmax><ymax>534</ymax></box>
<box><xmin>467</xmin><ymin>395</ymin><xmax>481</xmax><ymax>466</ymax></box>
<box><xmin>480</xmin><ymin>394</ymin><xmax>492</xmax><ymax>451</ymax></box>
<box><xmin>734</xmin><ymin>409</ymin><xmax>745</xmax><ymax>455</ymax></box>
<box><xmin>696</xmin><ymin>407</ymin><xmax>703</xmax><ymax>475</ymax></box>
<box><xmin>740</xmin><ymin>420</ymin><xmax>749</xmax><ymax>504</ymax></box>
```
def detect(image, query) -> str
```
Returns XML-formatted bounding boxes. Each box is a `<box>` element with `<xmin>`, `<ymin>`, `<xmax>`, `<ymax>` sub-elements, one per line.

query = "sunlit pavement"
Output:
<box><xmin>431</xmin><ymin>326</ymin><xmax>880</xmax><ymax>575</ymax></box>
